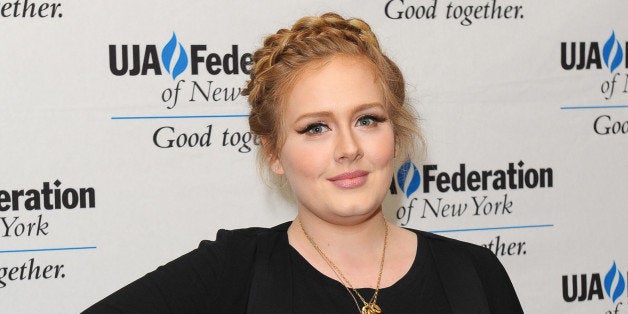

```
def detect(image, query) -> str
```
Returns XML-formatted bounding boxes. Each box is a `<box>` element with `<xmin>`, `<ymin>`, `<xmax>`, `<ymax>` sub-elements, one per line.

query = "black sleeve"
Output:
<box><xmin>82</xmin><ymin>238</ymin><xmax>230</xmax><ymax>314</ymax></box>
<box><xmin>469</xmin><ymin>246</ymin><xmax>524</xmax><ymax>314</ymax></box>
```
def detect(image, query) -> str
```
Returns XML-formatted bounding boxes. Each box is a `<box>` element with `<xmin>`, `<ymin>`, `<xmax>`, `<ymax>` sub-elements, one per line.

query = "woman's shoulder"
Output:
<box><xmin>405</xmin><ymin>228</ymin><xmax>524</xmax><ymax>313</ymax></box>
<box><xmin>198</xmin><ymin>221</ymin><xmax>290</xmax><ymax>255</ymax></box>
<box><xmin>82</xmin><ymin>222</ymin><xmax>291</xmax><ymax>314</ymax></box>
<box><xmin>406</xmin><ymin>228</ymin><xmax>508</xmax><ymax>278</ymax></box>
<box><xmin>211</xmin><ymin>221</ymin><xmax>290</xmax><ymax>243</ymax></box>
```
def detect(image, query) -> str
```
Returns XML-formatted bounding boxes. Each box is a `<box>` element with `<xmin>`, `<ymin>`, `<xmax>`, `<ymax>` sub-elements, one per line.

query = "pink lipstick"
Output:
<box><xmin>328</xmin><ymin>170</ymin><xmax>369</xmax><ymax>189</ymax></box>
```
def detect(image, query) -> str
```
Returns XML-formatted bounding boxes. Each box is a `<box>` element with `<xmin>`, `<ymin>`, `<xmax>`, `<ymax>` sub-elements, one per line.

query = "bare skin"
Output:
<box><xmin>288</xmin><ymin>215</ymin><xmax>417</xmax><ymax>288</ymax></box>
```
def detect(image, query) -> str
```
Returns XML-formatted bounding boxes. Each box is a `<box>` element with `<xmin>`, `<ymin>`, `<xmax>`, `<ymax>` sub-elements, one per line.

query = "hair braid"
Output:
<box><xmin>243</xmin><ymin>12</ymin><xmax>422</xmax><ymax>181</ymax></box>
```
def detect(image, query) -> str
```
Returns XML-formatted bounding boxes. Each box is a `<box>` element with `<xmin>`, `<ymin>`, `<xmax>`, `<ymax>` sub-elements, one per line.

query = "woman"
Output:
<box><xmin>84</xmin><ymin>13</ymin><xmax>523</xmax><ymax>314</ymax></box>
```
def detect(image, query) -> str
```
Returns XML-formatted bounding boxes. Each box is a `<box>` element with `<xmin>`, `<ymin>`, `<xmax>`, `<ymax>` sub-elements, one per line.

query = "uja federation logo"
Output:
<box><xmin>563</xmin><ymin>261</ymin><xmax>627</xmax><ymax>305</ymax></box>
<box><xmin>391</xmin><ymin>160</ymin><xmax>553</xmax><ymax>197</ymax></box>
<box><xmin>161</xmin><ymin>33</ymin><xmax>189</xmax><ymax>80</ymax></box>
<box><xmin>561</xmin><ymin>30</ymin><xmax>628</xmax><ymax>105</ymax></box>
<box><xmin>396</xmin><ymin>160</ymin><xmax>421</xmax><ymax>198</ymax></box>
<box><xmin>108</xmin><ymin>32</ymin><xmax>251</xmax><ymax>79</ymax></box>
<box><xmin>561</xmin><ymin>31</ymin><xmax>625</xmax><ymax>73</ymax></box>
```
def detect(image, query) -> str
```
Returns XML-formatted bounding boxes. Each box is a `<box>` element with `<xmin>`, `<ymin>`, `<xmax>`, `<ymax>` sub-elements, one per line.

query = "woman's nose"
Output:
<box><xmin>334</xmin><ymin>128</ymin><xmax>362</xmax><ymax>162</ymax></box>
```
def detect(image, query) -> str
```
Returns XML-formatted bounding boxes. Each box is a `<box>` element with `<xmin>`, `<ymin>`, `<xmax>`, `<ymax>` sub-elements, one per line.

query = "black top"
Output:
<box><xmin>290</xmin><ymin>233</ymin><xmax>451</xmax><ymax>313</ymax></box>
<box><xmin>83</xmin><ymin>222</ymin><xmax>523</xmax><ymax>314</ymax></box>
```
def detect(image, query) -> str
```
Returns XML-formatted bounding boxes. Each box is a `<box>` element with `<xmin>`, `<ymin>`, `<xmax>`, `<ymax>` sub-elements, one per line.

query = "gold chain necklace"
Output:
<box><xmin>297</xmin><ymin>218</ymin><xmax>388</xmax><ymax>314</ymax></box>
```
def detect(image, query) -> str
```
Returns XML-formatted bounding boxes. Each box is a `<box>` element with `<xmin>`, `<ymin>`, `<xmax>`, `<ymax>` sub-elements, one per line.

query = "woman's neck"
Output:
<box><xmin>287</xmin><ymin>209</ymin><xmax>389</xmax><ymax>287</ymax></box>
<box><xmin>292</xmin><ymin>210</ymin><xmax>387</xmax><ymax>257</ymax></box>
<box><xmin>287</xmin><ymin>207</ymin><xmax>418</xmax><ymax>289</ymax></box>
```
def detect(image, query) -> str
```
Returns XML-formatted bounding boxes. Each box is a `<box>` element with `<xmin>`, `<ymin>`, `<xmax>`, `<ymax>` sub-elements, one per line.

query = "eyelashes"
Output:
<box><xmin>296</xmin><ymin>114</ymin><xmax>388</xmax><ymax>135</ymax></box>
<box><xmin>297</xmin><ymin>122</ymin><xmax>329</xmax><ymax>135</ymax></box>
<box><xmin>356</xmin><ymin>114</ymin><xmax>386</xmax><ymax>126</ymax></box>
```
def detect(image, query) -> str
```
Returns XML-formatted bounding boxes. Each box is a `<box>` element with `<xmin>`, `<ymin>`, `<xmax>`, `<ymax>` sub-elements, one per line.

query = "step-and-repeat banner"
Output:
<box><xmin>2</xmin><ymin>1</ymin><xmax>627</xmax><ymax>313</ymax></box>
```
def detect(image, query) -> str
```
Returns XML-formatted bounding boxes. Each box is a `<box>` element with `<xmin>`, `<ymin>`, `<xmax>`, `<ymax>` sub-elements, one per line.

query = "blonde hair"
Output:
<box><xmin>242</xmin><ymin>12</ymin><xmax>422</xmax><ymax>179</ymax></box>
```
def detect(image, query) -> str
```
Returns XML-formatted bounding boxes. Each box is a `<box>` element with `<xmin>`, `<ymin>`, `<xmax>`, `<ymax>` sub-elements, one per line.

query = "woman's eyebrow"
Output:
<box><xmin>293</xmin><ymin>102</ymin><xmax>385</xmax><ymax>124</ymax></box>
<box><xmin>352</xmin><ymin>102</ymin><xmax>385</xmax><ymax>113</ymax></box>
<box><xmin>293</xmin><ymin>111</ymin><xmax>333</xmax><ymax>124</ymax></box>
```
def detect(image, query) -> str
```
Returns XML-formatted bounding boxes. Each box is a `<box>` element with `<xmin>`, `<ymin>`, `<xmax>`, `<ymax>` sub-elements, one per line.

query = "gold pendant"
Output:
<box><xmin>361</xmin><ymin>303</ymin><xmax>382</xmax><ymax>314</ymax></box>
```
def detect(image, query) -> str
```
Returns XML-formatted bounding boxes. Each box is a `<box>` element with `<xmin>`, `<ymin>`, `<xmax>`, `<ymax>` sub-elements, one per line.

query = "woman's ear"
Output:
<box><xmin>270</xmin><ymin>158</ymin><xmax>285</xmax><ymax>175</ymax></box>
<box><xmin>261</xmin><ymin>136</ymin><xmax>285</xmax><ymax>175</ymax></box>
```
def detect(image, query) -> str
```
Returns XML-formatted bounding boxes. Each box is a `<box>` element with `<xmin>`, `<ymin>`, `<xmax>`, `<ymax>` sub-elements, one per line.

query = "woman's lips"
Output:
<box><xmin>327</xmin><ymin>170</ymin><xmax>369</xmax><ymax>189</ymax></box>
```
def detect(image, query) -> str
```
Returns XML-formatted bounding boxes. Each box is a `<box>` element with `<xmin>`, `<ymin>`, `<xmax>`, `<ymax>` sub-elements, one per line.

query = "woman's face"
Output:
<box><xmin>271</xmin><ymin>55</ymin><xmax>395</xmax><ymax>226</ymax></box>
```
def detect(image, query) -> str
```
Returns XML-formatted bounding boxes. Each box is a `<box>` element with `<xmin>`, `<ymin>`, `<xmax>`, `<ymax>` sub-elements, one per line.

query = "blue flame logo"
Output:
<box><xmin>397</xmin><ymin>161</ymin><xmax>421</xmax><ymax>198</ymax></box>
<box><xmin>604</xmin><ymin>261</ymin><xmax>626</xmax><ymax>303</ymax></box>
<box><xmin>602</xmin><ymin>31</ymin><xmax>624</xmax><ymax>73</ymax></box>
<box><xmin>161</xmin><ymin>32</ymin><xmax>188</xmax><ymax>80</ymax></box>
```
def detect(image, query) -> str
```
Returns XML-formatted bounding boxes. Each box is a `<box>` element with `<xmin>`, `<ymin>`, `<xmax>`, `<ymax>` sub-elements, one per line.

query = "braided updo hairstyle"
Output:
<box><xmin>243</xmin><ymin>12</ymin><xmax>421</xmax><ymax>174</ymax></box>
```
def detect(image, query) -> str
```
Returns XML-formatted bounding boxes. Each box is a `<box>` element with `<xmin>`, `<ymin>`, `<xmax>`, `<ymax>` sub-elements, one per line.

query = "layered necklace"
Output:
<box><xmin>298</xmin><ymin>218</ymin><xmax>388</xmax><ymax>314</ymax></box>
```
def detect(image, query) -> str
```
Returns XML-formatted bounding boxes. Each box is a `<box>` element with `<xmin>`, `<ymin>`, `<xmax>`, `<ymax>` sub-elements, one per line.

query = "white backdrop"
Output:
<box><xmin>1</xmin><ymin>1</ymin><xmax>627</xmax><ymax>313</ymax></box>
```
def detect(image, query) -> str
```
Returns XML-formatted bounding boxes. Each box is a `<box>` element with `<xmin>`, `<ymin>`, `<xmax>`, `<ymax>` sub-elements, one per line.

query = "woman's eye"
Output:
<box><xmin>356</xmin><ymin>115</ymin><xmax>383</xmax><ymax>127</ymax></box>
<box><xmin>299</xmin><ymin>123</ymin><xmax>330</xmax><ymax>134</ymax></box>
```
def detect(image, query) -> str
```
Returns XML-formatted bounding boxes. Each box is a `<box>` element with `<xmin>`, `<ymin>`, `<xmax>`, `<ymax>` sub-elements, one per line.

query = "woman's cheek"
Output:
<box><xmin>282</xmin><ymin>140</ymin><xmax>327</xmax><ymax>175</ymax></box>
<box><xmin>368</xmin><ymin>132</ymin><xmax>395</xmax><ymax>161</ymax></box>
